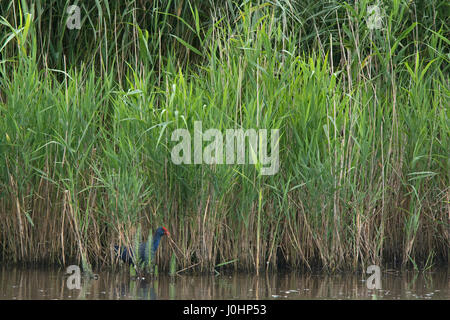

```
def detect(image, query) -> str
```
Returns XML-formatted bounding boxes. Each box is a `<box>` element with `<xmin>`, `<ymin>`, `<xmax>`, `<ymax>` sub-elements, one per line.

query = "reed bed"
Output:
<box><xmin>0</xmin><ymin>0</ymin><xmax>448</xmax><ymax>272</ymax></box>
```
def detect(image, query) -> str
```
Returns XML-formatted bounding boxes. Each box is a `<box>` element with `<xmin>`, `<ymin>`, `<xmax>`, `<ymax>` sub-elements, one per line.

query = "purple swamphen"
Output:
<box><xmin>114</xmin><ymin>226</ymin><xmax>170</xmax><ymax>266</ymax></box>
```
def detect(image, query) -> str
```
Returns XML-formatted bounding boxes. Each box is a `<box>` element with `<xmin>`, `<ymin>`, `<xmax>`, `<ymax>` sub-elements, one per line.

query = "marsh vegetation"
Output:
<box><xmin>0</xmin><ymin>0</ymin><xmax>448</xmax><ymax>272</ymax></box>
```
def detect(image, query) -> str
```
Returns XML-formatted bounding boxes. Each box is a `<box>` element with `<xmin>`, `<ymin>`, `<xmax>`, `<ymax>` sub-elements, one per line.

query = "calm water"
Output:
<box><xmin>0</xmin><ymin>266</ymin><xmax>448</xmax><ymax>300</ymax></box>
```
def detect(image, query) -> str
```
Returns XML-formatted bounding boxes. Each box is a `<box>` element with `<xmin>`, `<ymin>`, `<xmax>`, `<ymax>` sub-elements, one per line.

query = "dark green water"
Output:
<box><xmin>0</xmin><ymin>266</ymin><xmax>448</xmax><ymax>300</ymax></box>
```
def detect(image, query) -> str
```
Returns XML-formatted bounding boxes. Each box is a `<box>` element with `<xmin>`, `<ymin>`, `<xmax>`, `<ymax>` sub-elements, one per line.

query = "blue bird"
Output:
<box><xmin>114</xmin><ymin>226</ymin><xmax>170</xmax><ymax>266</ymax></box>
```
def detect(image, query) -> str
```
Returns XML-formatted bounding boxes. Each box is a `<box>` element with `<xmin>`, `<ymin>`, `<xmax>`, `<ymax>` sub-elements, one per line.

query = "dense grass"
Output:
<box><xmin>0</xmin><ymin>0</ymin><xmax>448</xmax><ymax>272</ymax></box>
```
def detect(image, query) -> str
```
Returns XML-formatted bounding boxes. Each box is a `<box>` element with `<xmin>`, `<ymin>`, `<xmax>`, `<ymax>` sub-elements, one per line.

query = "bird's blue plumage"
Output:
<box><xmin>114</xmin><ymin>227</ymin><xmax>168</xmax><ymax>266</ymax></box>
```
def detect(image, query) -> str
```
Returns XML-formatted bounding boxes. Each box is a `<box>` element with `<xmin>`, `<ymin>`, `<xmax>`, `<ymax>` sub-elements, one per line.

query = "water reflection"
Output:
<box><xmin>0</xmin><ymin>266</ymin><xmax>448</xmax><ymax>300</ymax></box>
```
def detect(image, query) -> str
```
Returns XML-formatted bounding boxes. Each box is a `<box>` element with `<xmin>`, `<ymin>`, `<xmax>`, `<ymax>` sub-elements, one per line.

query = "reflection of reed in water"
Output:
<box><xmin>0</xmin><ymin>267</ymin><xmax>448</xmax><ymax>299</ymax></box>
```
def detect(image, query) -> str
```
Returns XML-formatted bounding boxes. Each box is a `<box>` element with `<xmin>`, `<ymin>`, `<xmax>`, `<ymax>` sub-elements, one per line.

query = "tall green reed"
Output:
<box><xmin>0</xmin><ymin>0</ymin><xmax>448</xmax><ymax>271</ymax></box>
